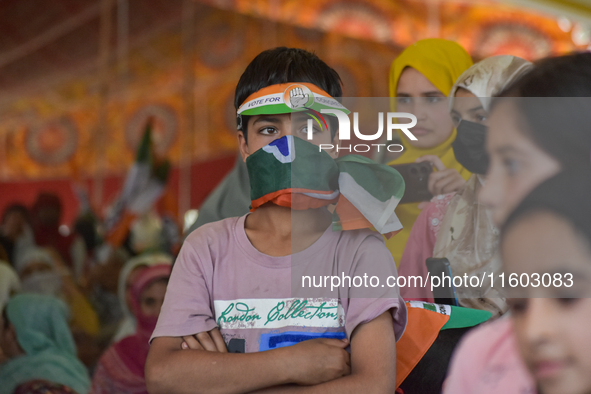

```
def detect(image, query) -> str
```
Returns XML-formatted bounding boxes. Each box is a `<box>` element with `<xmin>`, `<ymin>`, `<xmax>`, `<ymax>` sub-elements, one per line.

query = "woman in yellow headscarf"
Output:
<box><xmin>386</xmin><ymin>38</ymin><xmax>473</xmax><ymax>266</ymax></box>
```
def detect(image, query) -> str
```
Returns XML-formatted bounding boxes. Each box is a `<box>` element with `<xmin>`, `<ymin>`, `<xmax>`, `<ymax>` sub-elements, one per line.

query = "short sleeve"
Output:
<box><xmin>342</xmin><ymin>233</ymin><xmax>407</xmax><ymax>341</ymax></box>
<box><xmin>150</xmin><ymin>234</ymin><xmax>218</xmax><ymax>341</ymax></box>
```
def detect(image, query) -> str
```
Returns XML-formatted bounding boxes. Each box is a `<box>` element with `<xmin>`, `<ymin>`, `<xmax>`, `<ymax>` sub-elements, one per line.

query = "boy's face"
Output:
<box><xmin>238</xmin><ymin>112</ymin><xmax>338</xmax><ymax>161</ymax></box>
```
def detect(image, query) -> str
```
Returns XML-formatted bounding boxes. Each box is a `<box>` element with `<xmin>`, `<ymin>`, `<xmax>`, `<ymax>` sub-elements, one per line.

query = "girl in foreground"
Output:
<box><xmin>443</xmin><ymin>52</ymin><xmax>591</xmax><ymax>393</ymax></box>
<box><xmin>501</xmin><ymin>169</ymin><xmax>591</xmax><ymax>394</ymax></box>
<box><xmin>398</xmin><ymin>55</ymin><xmax>531</xmax><ymax>315</ymax></box>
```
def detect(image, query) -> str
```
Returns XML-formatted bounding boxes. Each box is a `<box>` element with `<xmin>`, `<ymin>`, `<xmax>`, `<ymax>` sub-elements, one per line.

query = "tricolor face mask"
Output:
<box><xmin>245</xmin><ymin>135</ymin><xmax>405</xmax><ymax>237</ymax></box>
<box><xmin>239</xmin><ymin>82</ymin><xmax>406</xmax><ymax>237</ymax></box>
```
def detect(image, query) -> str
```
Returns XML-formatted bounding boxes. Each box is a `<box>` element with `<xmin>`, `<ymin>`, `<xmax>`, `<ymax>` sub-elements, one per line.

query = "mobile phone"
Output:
<box><xmin>390</xmin><ymin>162</ymin><xmax>433</xmax><ymax>204</ymax></box>
<box><xmin>426</xmin><ymin>257</ymin><xmax>459</xmax><ymax>306</ymax></box>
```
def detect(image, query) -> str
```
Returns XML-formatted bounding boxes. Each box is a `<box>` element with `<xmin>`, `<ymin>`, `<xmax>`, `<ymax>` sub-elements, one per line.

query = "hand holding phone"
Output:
<box><xmin>426</xmin><ymin>257</ymin><xmax>459</xmax><ymax>307</ymax></box>
<box><xmin>390</xmin><ymin>162</ymin><xmax>433</xmax><ymax>204</ymax></box>
<box><xmin>415</xmin><ymin>155</ymin><xmax>466</xmax><ymax>196</ymax></box>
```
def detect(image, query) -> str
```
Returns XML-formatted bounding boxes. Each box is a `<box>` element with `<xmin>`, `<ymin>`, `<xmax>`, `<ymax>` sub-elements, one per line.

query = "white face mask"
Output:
<box><xmin>21</xmin><ymin>271</ymin><xmax>63</xmax><ymax>297</ymax></box>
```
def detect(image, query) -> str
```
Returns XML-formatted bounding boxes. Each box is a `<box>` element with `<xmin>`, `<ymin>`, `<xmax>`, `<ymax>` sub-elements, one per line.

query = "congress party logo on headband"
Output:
<box><xmin>284</xmin><ymin>84</ymin><xmax>315</xmax><ymax>109</ymax></box>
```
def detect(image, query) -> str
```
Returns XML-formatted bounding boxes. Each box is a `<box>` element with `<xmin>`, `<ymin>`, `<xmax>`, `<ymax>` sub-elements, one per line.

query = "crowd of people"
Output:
<box><xmin>1</xmin><ymin>38</ymin><xmax>591</xmax><ymax>394</ymax></box>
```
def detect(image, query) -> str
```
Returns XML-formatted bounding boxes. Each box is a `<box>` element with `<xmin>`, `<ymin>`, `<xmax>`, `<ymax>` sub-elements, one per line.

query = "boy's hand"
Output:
<box><xmin>181</xmin><ymin>328</ymin><xmax>227</xmax><ymax>352</ymax></box>
<box><xmin>287</xmin><ymin>337</ymin><xmax>351</xmax><ymax>385</ymax></box>
<box><xmin>416</xmin><ymin>155</ymin><xmax>466</xmax><ymax>196</ymax></box>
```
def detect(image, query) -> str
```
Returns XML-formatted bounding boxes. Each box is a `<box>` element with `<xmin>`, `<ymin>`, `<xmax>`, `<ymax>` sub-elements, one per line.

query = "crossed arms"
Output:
<box><xmin>145</xmin><ymin>311</ymin><xmax>396</xmax><ymax>394</ymax></box>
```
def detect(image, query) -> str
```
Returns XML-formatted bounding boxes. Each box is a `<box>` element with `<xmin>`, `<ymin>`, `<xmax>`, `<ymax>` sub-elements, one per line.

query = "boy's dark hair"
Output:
<box><xmin>492</xmin><ymin>52</ymin><xmax>591</xmax><ymax>168</ymax></box>
<box><xmin>234</xmin><ymin>47</ymin><xmax>343</xmax><ymax>143</ymax></box>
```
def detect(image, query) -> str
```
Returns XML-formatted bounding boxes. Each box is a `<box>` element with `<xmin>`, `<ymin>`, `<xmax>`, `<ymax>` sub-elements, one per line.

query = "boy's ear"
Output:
<box><xmin>237</xmin><ymin>131</ymin><xmax>249</xmax><ymax>163</ymax></box>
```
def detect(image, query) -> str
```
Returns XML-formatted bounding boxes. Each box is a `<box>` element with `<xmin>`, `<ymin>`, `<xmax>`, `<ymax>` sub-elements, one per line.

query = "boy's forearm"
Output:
<box><xmin>146</xmin><ymin>340</ymin><xmax>292</xmax><ymax>394</ymax></box>
<box><xmin>252</xmin><ymin>373</ymin><xmax>393</xmax><ymax>394</ymax></box>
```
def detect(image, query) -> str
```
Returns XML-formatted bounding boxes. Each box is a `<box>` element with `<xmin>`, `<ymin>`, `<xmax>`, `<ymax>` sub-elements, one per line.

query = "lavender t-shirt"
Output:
<box><xmin>152</xmin><ymin>215</ymin><xmax>407</xmax><ymax>353</ymax></box>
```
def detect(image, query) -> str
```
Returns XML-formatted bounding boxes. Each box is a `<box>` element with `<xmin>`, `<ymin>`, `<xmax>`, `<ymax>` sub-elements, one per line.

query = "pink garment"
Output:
<box><xmin>443</xmin><ymin>317</ymin><xmax>536</xmax><ymax>394</ymax></box>
<box><xmin>398</xmin><ymin>194</ymin><xmax>454</xmax><ymax>301</ymax></box>
<box><xmin>151</xmin><ymin>215</ymin><xmax>407</xmax><ymax>352</ymax></box>
<box><xmin>91</xmin><ymin>265</ymin><xmax>171</xmax><ymax>394</ymax></box>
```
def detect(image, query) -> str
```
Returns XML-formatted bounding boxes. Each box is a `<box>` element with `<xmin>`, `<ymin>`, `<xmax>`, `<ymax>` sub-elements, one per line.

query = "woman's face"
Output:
<box><xmin>139</xmin><ymin>279</ymin><xmax>167</xmax><ymax>317</ymax></box>
<box><xmin>502</xmin><ymin>211</ymin><xmax>591</xmax><ymax>394</ymax></box>
<box><xmin>479</xmin><ymin>100</ymin><xmax>561</xmax><ymax>226</ymax></box>
<box><xmin>450</xmin><ymin>88</ymin><xmax>489</xmax><ymax>126</ymax></box>
<box><xmin>126</xmin><ymin>265</ymin><xmax>147</xmax><ymax>312</ymax></box>
<box><xmin>395</xmin><ymin>67</ymin><xmax>454</xmax><ymax>149</ymax></box>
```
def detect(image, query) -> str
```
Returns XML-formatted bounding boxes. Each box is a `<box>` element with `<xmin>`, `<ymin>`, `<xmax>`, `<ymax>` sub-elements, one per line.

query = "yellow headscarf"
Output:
<box><xmin>386</xmin><ymin>38</ymin><xmax>473</xmax><ymax>266</ymax></box>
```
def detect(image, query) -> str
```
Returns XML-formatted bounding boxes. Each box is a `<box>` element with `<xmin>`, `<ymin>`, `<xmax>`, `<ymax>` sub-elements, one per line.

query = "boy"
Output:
<box><xmin>146</xmin><ymin>47</ymin><xmax>406</xmax><ymax>393</ymax></box>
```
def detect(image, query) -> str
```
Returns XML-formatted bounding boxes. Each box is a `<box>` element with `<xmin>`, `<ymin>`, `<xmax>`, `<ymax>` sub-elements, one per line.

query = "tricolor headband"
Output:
<box><xmin>236</xmin><ymin>82</ymin><xmax>350</xmax><ymax>130</ymax></box>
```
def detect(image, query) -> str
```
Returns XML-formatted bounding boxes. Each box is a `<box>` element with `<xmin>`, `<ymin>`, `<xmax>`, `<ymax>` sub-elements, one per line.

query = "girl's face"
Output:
<box><xmin>395</xmin><ymin>67</ymin><xmax>454</xmax><ymax>149</ymax></box>
<box><xmin>139</xmin><ymin>279</ymin><xmax>167</xmax><ymax>317</ymax></box>
<box><xmin>479</xmin><ymin>100</ymin><xmax>561</xmax><ymax>226</ymax></box>
<box><xmin>450</xmin><ymin>88</ymin><xmax>489</xmax><ymax>126</ymax></box>
<box><xmin>503</xmin><ymin>211</ymin><xmax>591</xmax><ymax>394</ymax></box>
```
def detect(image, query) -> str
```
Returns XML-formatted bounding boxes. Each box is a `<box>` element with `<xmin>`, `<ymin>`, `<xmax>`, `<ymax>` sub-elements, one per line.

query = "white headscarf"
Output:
<box><xmin>449</xmin><ymin>55</ymin><xmax>533</xmax><ymax>112</ymax></box>
<box><xmin>15</xmin><ymin>248</ymin><xmax>55</xmax><ymax>275</ymax></box>
<box><xmin>0</xmin><ymin>261</ymin><xmax>20</xmax><ymax>309</ymax></box>
<box><xmin>434</xmin><ymin>55</ymin><xmax>532</xmax><ymax>317</ymax></box>
<box><xmin>112</xmin><ymin>252</ymin><xmax>172</xmax><ymax>342</ymax></box>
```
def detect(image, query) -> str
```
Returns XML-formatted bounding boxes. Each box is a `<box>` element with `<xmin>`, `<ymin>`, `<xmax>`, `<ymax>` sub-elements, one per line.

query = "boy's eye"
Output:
<box><xmin>397</xmin><ymin>97</ymin><xmax>411</xmax><ymax>105</ymax></box>
<box><xmin>451</xmin><ymin>113</ymin><xmax>462</xmax><ymax>127</ymax></box>
<box><xmin>259</xmin><ymin>127</ymin><xmax>278</xmax><ymax>135</ymax></box>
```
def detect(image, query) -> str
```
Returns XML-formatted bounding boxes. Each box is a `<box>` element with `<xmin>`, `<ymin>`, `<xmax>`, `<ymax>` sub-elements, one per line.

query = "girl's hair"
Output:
<box><xmin>492</xmin><ymin>52</ymin><xmax>591</xmax><ymax>168</ymax></box>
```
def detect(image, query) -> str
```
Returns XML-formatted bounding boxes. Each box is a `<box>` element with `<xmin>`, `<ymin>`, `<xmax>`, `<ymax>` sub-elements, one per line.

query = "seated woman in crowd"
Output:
<box><xmin>0</xmin><ymin>204</ymin><xmax>34</xmax><ymax>268</ymax></box>
<box><xmin>0</xmin><ymin>294</ymin><xmax>90</xmax><ymax>394</ymax></box>
<box><xmin>0</xmin><ymin>261</ymin><xmax>19</xmax><ymax>310</ymax></box>
<box><xmin>385</xmin><ymin>38</ymin><xmax>474</xmax><ymax>266</ymax></box>
<box><xmin>113</xmin><ymin>253</ymin><xmax>172</xmax><ymax>343</ymax></box>
<box><xmin>30</xmin><ymin>193</ymin><xmax>87</xmax><ymax>284</ymax></box>
<box><xmin>444</xmin><ymin>51</ymin><xmax>591</xmax><ymax>394</ymax></box>
<box><xmin>0</xmin><ymin>261</ymin><xmax>20</xmax><ymax>365</ymax></box>
<box><xmin>13</xmin><ymin>380</ymin><xmax>80</xmax><ymax>394</ymax></box>
<box><xmin>91</xmin><ymin>264</ymin><xmax>171</xmax><ymax>394</ymax></box>
<box><xmin>16</xmin><ymin>247</ymin><xmax>100</xmax><ymax>367</ymax></box>
<box><xmin>399</xmin><ymin>55</ymin><xmax>532</xmax><ymax>316</ymax></box>
<box><xmin>500</xmin><ymin>169</ymin><xmax>591</xmax><ymax>394</ymax></box>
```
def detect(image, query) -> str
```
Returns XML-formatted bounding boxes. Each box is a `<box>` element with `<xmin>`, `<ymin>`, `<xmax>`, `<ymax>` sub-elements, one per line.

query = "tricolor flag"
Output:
<box><xmin>104</xmin><ymin>120</ymin><xmax>171</xmax><ymax>246</ymax></box>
